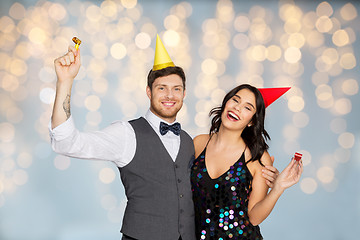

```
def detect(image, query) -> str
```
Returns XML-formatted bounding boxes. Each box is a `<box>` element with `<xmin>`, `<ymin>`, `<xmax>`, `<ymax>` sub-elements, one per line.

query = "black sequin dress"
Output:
<box><xmin>191</xmin><ymin>147</ymin><xmax>263</xmax><ymax>240</ymax></box>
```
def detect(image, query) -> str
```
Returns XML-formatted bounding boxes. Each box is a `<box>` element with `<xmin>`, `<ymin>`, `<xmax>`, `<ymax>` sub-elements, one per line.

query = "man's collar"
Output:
<box><xmin>145</xmin><ymin>109</ymin><xmax>177</xmax><ymax>129</ymax></box>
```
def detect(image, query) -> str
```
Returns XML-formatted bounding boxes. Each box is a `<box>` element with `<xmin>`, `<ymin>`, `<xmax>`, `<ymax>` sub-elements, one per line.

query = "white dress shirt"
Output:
<box><xmin>49</xmin><ymin>110</ymin><xmax>181</xmax><ymax>167</ymax></box>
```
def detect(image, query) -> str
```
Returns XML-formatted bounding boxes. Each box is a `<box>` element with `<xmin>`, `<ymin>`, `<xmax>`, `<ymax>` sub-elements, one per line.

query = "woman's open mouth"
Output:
<box><xmin>227</xmin><ymin>111</ymin><xmax>239</xmax><ymax>121</ymax></box>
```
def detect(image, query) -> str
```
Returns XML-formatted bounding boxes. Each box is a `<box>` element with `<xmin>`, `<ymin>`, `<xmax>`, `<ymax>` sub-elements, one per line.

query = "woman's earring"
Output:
<box><xmin>248</xmin><ymin>124</ymin><xmax>252</xmax><ymax>127</ymax></box>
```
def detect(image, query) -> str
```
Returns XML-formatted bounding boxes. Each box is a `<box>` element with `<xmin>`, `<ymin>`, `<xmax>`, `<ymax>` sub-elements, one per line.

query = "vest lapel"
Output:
<box><xmin>174</xmin><ymin>131</ymin><xmax>185</xmax><ymax>163</ymax></box>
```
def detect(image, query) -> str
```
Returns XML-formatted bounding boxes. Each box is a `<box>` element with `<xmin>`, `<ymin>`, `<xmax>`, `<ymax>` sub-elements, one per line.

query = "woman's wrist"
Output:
<box><xmin>271</xmin><ymin>184</ymin><xmax>285</xmax><ymax>196</ymax></box>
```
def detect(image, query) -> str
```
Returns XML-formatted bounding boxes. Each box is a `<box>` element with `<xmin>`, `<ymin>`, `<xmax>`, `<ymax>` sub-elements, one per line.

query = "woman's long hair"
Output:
<box><xmin>209</xmin><ymin>84</ymin><xmax>270</xmax><ymax>164</ymax></box>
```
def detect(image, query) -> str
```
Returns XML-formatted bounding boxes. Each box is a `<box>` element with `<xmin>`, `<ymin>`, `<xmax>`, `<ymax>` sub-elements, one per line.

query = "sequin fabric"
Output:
<box><xmin>191</xmin><ymin>147</ymin><xmax>263</xmax><ymax>240</ymax></box>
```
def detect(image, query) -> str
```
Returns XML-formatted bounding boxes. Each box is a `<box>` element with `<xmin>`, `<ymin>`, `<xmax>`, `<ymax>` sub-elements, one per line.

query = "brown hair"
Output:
<box><xmin>147</xmin><ymin>66</ymin><xmax>186</xmax><ymax>90</ymax></box>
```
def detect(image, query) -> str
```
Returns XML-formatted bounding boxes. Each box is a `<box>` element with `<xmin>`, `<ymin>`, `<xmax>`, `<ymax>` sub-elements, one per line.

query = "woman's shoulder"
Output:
<box><xmin>260</xmin><ymin>151</ymin><xmax>273</xmax><ymax>166</ymax></box>
<box><xmin>246</xmin><ymin>150</ymin><xmax>273</xmax><ymax>175</ymax></box>
<box><xmin>245</xmin><ymin>149</ymin><xmax>272</xmax><ymax>165</ymax></box>
<box><xmin>193</xmin><ymin>134</ymin><xmax>211</xmax><ymax>158</ymax></box>
<box><xmin>193</xmin><ymin>133</ymin><xmax>209</xmax><ymax>143</ymax></box>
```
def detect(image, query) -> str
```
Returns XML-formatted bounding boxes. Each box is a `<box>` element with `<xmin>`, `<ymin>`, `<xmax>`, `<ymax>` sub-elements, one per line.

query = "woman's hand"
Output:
<box><xmin>273</xmin><ymin>158</ymin><xmax>303</xmax><ymax>193</ymax></box>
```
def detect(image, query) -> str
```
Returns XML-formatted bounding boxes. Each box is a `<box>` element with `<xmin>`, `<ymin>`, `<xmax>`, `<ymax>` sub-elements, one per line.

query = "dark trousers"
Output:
<box><xmin>122</xmin><ymin>235</ymin><xmax>182</xmax><ymax>240</ymax></box>
<box><xmin>122</xmin><ymin>235</ymin><xmax>137</xmax><ymax>240</ymax></box>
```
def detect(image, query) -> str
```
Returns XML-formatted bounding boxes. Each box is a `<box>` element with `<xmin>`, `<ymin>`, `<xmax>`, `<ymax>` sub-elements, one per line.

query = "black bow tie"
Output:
<box><xmin>160</xmin><ymin>122</ymin><xmax>181</xmax><ymax>136</ymax></box>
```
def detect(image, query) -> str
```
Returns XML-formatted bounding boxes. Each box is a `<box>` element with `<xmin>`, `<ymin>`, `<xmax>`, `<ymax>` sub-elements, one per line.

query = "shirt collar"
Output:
<box><xmin>145</xmin><ymin>109</ymin><xmax>178</xmax><ymax>131</ymax></box>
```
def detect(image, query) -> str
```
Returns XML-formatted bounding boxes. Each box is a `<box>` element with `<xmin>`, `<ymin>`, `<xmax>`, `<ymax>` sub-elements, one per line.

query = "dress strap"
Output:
<box><xmin>242</xmin><ymin>145</ymin><xmax>247</xmax><ymax>156</ymax></box>
<box><xmin>205</xmin><ymin>133</ymin><xmax>215</xmax><ymax>148</ymax></box>
<box><xmin>243</xmin><ymin>146</ymin><xmax>251</xmax><ymax>165</ymax></box>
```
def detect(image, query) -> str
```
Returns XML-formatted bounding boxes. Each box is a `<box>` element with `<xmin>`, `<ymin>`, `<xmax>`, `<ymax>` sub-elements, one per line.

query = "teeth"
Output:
<box><xmin>228</xmin><ymin>112</ymin><xmax>239</xmax><ymax>120</ymax></box>
<box><xmin>163</xmin><ymin>102</ymin><xmax>175</xmax><ymax>106</ymax></box>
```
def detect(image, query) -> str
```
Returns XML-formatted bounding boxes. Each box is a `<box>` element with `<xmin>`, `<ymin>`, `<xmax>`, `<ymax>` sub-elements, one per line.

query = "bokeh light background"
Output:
<box><xmin>0</xmin><ymin>0</ymin><xmax>359</xmax><ymax>239</ymax></box>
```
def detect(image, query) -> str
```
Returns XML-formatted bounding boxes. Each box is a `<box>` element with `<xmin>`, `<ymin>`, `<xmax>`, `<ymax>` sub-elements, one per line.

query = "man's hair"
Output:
<box><xmin>147</xmin><ymin>66</ymin><xmax>186</xmax><ymax>90</ymax></box>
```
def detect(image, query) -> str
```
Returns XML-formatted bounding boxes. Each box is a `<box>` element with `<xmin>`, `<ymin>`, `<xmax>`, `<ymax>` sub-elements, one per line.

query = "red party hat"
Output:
<box><xmin>258</xmin><ymin>87</ymin><xmax>291</xmax><ymax>108</ymax></box>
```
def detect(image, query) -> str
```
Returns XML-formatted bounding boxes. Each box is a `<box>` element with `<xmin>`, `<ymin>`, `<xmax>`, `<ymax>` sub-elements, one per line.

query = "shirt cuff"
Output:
<box><xmin>48</xmin><ymin>116</ymin><xmax>76</xmax><ymax>141</ymax></box>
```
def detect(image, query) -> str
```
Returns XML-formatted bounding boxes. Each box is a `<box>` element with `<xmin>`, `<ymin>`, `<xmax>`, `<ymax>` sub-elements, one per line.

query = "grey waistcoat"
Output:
<box><xmin>119</xmin><ymin>117</ymin><xmax>196</xmax><ymax>240</ymax></box>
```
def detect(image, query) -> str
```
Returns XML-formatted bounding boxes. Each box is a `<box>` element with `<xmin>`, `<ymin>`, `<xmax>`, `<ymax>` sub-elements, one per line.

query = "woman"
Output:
<box><xmin>191</xmin><ymin>84</ymin><xmax>303</xmax><ymax>239</ymax></box>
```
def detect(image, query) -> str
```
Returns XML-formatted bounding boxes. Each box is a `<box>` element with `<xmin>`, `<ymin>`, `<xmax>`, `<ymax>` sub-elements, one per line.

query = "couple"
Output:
<box><xmin>50</xmin><ymin>35</ymin><xmax>303</xmax><ymax>240</ymax></box>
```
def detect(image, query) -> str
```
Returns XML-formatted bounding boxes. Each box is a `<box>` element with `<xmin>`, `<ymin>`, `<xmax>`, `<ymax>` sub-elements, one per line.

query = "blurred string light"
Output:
<box><xmin>284</xmin><ymin>1</ymin><xmax>357</xmax><ymax>194</ymax></box>
<box><xmin>0</xmin><ymin>0</ymin><xmax>358</xmax><ymax>220</ymax></box>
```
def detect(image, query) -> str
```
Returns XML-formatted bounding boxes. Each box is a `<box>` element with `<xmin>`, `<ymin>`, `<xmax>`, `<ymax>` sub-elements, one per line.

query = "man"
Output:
<box><xmin>50</xmin><ymin>35</ymin><xmax>278</xmax><ymax>240</ymax></box>
<box><xmin>50</xmin><ymin>35</ymin><xmax>195</xmax><ymax>240</ymax></box>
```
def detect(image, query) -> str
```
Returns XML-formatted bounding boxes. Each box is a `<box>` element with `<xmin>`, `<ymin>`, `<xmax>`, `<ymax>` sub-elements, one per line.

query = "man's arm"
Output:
<box><xmin>262</xmin><ymin>155</ymin><xmax>279</xmax><ymax>188</ymax></box>
<box><xmin>50</xmin><ymin>45</ymin><xmax>137</xmax><ymax>167</ymax></box>
<box><xmin>51</xmin><ymin>45</ymin><xmax>81</xmax><ymax>129</ymax></box>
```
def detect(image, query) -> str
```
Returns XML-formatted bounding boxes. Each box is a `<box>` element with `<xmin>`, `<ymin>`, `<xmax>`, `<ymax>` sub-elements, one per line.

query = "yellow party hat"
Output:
<box><xmin>153</xmin><ymin>34</ymin><xmax>175</xmax><ymax>71</ymax></box>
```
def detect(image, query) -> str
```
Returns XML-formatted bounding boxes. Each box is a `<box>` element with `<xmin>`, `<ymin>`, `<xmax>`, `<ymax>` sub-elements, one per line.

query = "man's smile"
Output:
<box><xmin>162</xmin><ymin>101</ymin><xmax>176</xmax><ymax>107</ymax></box>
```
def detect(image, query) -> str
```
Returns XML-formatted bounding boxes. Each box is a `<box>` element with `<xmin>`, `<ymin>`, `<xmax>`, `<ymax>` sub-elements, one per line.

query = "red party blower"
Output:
<box><xmin>294</xmin><ymin>152</ymin><xmax>302</xmax><ymax>161</ymax></box>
